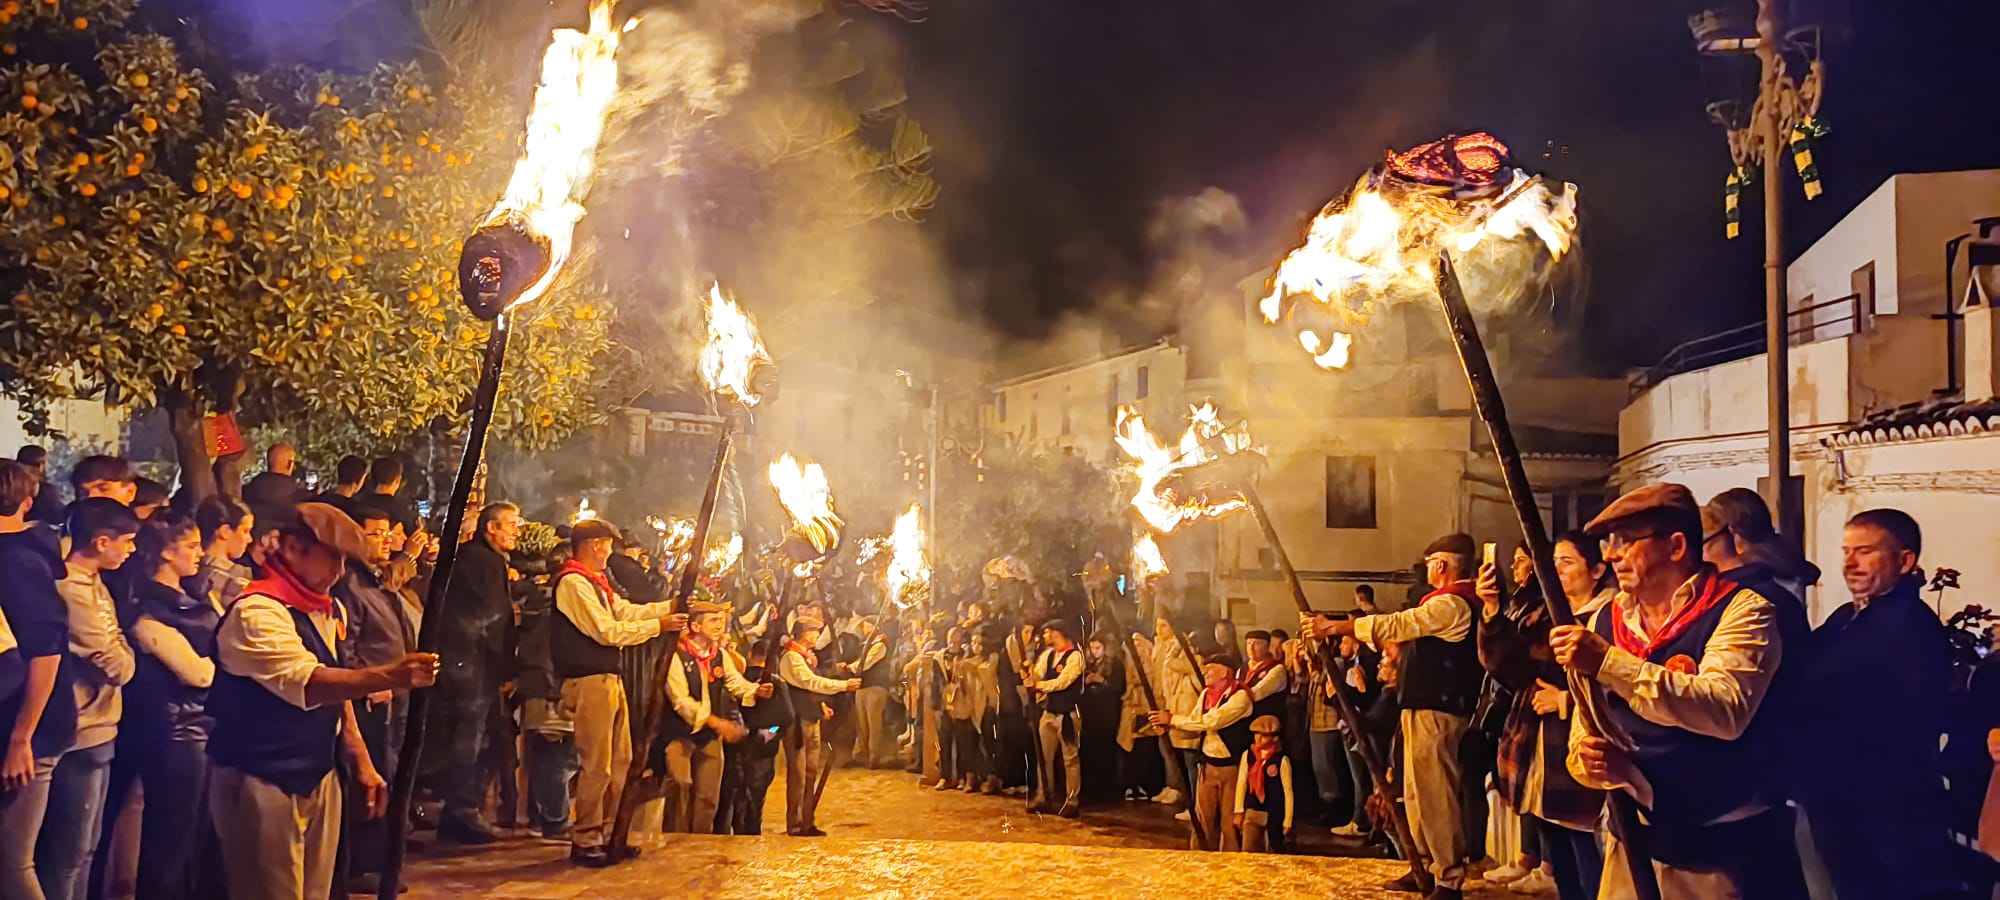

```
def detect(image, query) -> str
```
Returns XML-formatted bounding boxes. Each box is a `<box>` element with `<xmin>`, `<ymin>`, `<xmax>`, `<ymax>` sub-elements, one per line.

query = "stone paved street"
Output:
<box><xmin>403</xmin><ymin>767</ymin><xmax>1551</xmax><ymax>898</ymax></box>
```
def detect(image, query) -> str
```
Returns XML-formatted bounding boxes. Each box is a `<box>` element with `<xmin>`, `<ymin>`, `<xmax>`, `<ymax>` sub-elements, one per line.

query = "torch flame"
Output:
<box><xmin>885</xmin><ymin>503</ymin><xmax>929</xmax><ymax>610</ymax></box>
<box><xmin>698</xmin><ymin>282</ymin><xmax>772</xmax><ymax>406</ymax></box>
<box><xmin>703</xmin><ymin>532</ymin><xmax>743</xmax><ymax>576</ymax></box>
<box><xmin>1132</xmin><ymin>533</ymin><xmax>1168</xmax><ymax>582</ymax></box>
<box><xmin>1259</xmin><ymin>133</ymin><xmax>1578</xmax><ymax>370</ymax></box>
<box><xmin>475</xmin><ymin>0</ymin><xmax>628</xmax><ymax>311</ymax></box>
<box><xmin>1114</xmin><ymin>404</ymin><xmax>1249</xmax><ymax>533</ymax></box>
<box><xmin>768</xmin><ymin>453</ymin><xmax>843</xmax><ymax>557</ymax></box>
<box><xmin>571</xmin><ymin>497</ymin><xmax>599</xmax><ymax>524</ymax></box>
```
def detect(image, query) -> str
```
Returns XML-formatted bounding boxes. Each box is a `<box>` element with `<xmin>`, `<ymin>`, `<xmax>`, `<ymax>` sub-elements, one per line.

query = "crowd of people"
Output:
<box><xmin>0</xmin><ymin>441</ymin><xmax>1995</xmax><ymax>900</ymax></box>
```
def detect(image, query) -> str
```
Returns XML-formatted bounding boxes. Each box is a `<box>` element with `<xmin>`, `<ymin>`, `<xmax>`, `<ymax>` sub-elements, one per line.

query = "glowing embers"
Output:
<box><xmin>1113</xmin><ymin>403</ymin><xmax>1250</xmax><ymax>534</ymax></box>
<box><xmin>697</xmin><ymin>282</ymin><xmax>772</xmax><ymax>406</ymax></box>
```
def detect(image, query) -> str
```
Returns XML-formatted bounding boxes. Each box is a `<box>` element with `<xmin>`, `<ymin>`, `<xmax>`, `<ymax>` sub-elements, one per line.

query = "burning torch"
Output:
<box><xmin>381</xmin><ymin>2</ymin><xmax>628</xmax><ymax>893</ymax></box>
<box><xmin>609</xmin><ymin>281</ymin><xmax>775</xmax><ymax>857</ymax></box>
<box><xmin>1258</xmin><ymin>133</ymin><xmax>1659</xmax><ymax>899</ymax></box>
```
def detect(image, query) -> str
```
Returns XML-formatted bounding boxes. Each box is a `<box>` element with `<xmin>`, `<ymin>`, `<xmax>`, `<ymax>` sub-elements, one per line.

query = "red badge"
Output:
<box><xmin>1265</xmin><ymin>764</ymin><xmax>1279</xmax><ymax>777</ymax></box>
<box><xmin>1664</xmin><ymin>654</ymin><xmax>1698</xmax><ymax>675</ymax></box>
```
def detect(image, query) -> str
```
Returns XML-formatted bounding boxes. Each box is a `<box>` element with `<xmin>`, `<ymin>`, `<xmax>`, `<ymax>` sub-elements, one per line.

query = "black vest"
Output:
<box><xmin>660</xmin><ymin>647</ymin><xmax>734</xmax><ymax>748</ymax></box>
<box><xmin>551</xmin><ymin>573</ymin><xmax>622</xmax><ymax>679</ymax></box>
<box><xmin>125</xmin><ymin>580</ymin><xmax>220</xmax><ymax>745</ymax></box>
<box><xmin>783</xmin><ymin>645</ymin><xmax>834</xmax><ymax>727</ymax></box>
<box><xmin>1242</xmin><ymin>750</ymin><xmax>1291</xmax><ymax>816</ymax></box>
<box><xmin>1245</xmin><ymin>663</ymin><xmax>1287</xmax><ymax>725</ymax></box>
<box><xmin>1590</xmin><ymin>583</ymin><xmax>1782</xmax><ymax>835</ymax></box>
<box><xmin>1396</xmin><ymin>589</ymin><xmax>1482</xmax><ymax>715</ymax></box>
<box><xmin>1203</xmin><ymin>688</ymin><xmax>1255</xmax><ymax>763</ymax></box>
<box><xmin>857</xmin><ymin>636</ymin><xmax>896</xmax><ymax>690</ymax></box>
<box><xmin>208</xmin><ymin>602</ymin><xmax>342</xmax><ymax>796</ymax></box>
<box><xmin>1039</xmin><ymin>647</ymin><xmax>1083</xmax><ymax>715</ymax></box>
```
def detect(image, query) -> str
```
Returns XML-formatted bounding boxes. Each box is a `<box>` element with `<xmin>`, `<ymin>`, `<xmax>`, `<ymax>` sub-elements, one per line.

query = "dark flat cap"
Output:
<box><xmin>1422</xmin><ymin>533</ymin><xmax>1476</xmax><ymax>558</ymax></box>
<box><xmin>1250</xmin><ymin>714</ymin><xmax>1282</xmax><ymax>735</ymax></box>
<box><xmin>571</xmin><ymin>519</ymin><xmax>620</xmax><ymax>545</ymax></box>
<box><xmin>297</xmin><ymin>502</ymin><xmax>370</xmax><ymax>561</ymax></box>
<box><xmin>1585</xmin><ymin>483</ymin><xmax>1697</xmax><ymax>536</ymax></box>
<box><xmin>686</xmin><ymin>598</ymin><xmax>729</xmax><ymax>615</ymax></box>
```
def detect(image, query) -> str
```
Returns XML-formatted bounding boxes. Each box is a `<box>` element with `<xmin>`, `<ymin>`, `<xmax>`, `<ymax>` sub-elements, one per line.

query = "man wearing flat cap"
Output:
<box><xmin>207</xmin><ymin>502</ymin><xmax>439</xmax><ymax>900</ymax></box>
<box><xmin>775</xmin><ymin>614</ymin><xmax>860</xmax><ymax>836</ymax></box>
<box><xmin>660</xmin><ymin>597</ymin><xmax>771</xmax><ymax>834</ymax></box>
<box><xmin>1300</xmin><ymin>532</ymin><xmax>1484</xmax><ymax>899</ymax></box>
<box><xmin>1549</xmin><ymin>483</ymin><xmax>1806</xmax><ymax>899</ymax></box>
<box><xmin>549</xmin><ymin>518</ymin><xmax>685</xmax><ymax>867</ymax></box>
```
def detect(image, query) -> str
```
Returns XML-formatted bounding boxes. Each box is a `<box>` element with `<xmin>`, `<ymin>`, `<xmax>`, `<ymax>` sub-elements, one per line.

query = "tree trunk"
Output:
<box><xmin>207</xmin><ymin>365</ymin><xmax>247</xmax><ymax>501</ymax></box>
<box><xmin>161</xmin><ymin>386</ymin><xmax>218</xmax><ymax>503</ymax></box>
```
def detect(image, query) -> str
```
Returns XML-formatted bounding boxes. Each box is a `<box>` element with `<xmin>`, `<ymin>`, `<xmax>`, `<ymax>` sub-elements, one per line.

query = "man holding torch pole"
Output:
<box><xmin>1300</xmin><ymin>532</ymin><xmax>1483</xmax><ymax>899</ymax></box>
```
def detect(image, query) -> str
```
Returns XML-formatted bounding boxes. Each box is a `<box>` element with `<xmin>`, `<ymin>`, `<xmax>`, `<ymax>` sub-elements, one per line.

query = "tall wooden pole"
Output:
<box><xmin>1088</xmin><ymin>580</ymin><xmax>1209</xmax><ymax>849</ymax></box>
<box><xmin>1755</xmin><ymin>0</ymin><xmax>1794</xmax><ymax>541</ymax></box>
<box><xmin>1239</xmin><ymin>484</ymin><xmax>1431</xmax><ymax>892</ymax></box>
<box><xmin>1433</xmin><ymin>251</ymin><xmax>1662</xmax><ymax>900</ymax></box>
<box><xmin>379</xmin><ymin>314</ymin><xmax>511</xmax><ymax>898</ymax></box>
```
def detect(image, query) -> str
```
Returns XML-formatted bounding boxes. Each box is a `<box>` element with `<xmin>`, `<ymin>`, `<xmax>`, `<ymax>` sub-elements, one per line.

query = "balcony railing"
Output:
<box><xmin>1630</xmin><ymin>292</ymin><xmax>1862</xmax><ymax>394</ymax></box>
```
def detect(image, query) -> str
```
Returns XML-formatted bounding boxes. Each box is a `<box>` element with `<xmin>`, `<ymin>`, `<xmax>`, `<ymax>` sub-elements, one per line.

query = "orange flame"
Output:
<box><xmin>1259</xmin><ymin>134</ymin><xmax>1578</xmax><ymax>370</ymax></box>
<box><xmin>885</xmin><ymin>504</ymin><xmax>929</xmax><ymax>610</ymax></box>
<box><xmin>1114</xmin><ymin>403</ymin><xmax>1249</xmax><ymax>533</ymax></box>
<box><xmin>698</xmin><ymin>282</ymin><xmax>771</xmax><ymax>406</ymax></box>
<box><xmin>478</xmin><ymin>0</ymin><xmax>630</xmax><ymax>310</ymax></box>
<box><xmin>768</xmin><ymin>453</ymin><xmax>842</xmax><ymax>557</ymax></box>
<box><xmin>703</xmin><ymin>532</ymin><xmax>743</xmax><ymax>576</ymax></box>
<box><xmin>1132</xmin><ymin>532</ymin><xmax>1168</xmax><ymax>582</ymax></box>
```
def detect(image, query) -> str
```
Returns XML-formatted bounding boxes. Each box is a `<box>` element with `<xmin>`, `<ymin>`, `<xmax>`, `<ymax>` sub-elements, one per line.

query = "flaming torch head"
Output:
<box><xmin>1259</xmin><ymin>132</ymin><xmax>1578</xmax><ymax>369</ymax></box>
<box><xmin>703</xmin><ymin>533</ymin><xmax>744</xmax><ymax>577</ymax></box>
<box><xmin>457</xmin><ymin>0</ymin><xmax>627</xmax><ymax>318</ymax></box>
<box><xmin>1114</xmin><ymin>404</ymin><xmax>1249</xmax><ymax>533</ymax></box>
<box><xmin>1132</xmin><ymin>533</ymin><xmax>1168</xmax><ymax>583</ymax></box>
<box><xmin>697</xmin><ymin>282</ymin><xmax>776</xmax><ymax>406</ymax></box>
<box><xmin>884</xmin><ymin>504</ymin><xmax>929</xmax><ymax>610</ymax></box>
<box><xmin>768</xmin><ymin>453</ymin><xmax>843</xmax><ymax>566</ymax></box>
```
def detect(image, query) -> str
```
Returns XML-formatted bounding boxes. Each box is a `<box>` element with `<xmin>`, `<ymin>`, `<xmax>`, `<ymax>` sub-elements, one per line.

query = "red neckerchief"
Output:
<box><xmin>1247</xmin><ymin>743</ymin><xmax>1283</xmax><ymax>802</ymax></box>
<box><xmin>1611</xmin><ymin>568</ymin><xmax>1741</xmax><ymax>659</ymax></box>
<box><xmin>784</xmin><ymin>639</ymin><xmax>817</xmax><ymax>669</ymax></box>
<box><xmin>1243</xmin><ymin>657</ymin><xmax>1279</xmax><ymax>689</ymax></box>
<box><xmin>681</xmin><ymin>635</ymin><xmax>719</xmax><ymax>683</ymax></box>
<box><xmin>244</xmin><ymin>561</ymin><xmax>335</xmax><ymax>617</ymax></box>
<box><xmin>1422</xmin><ymin>580</ymin><xmax>1478</xmax><ymax>608</ymax></box>
<box><xmin>558</xmin><ymin>560</ymin><xmax>618</xmax><ymax>608</ymax></box>
<box><xmin>1203</xmin><ymin>675</ymin><xmax>1242</xmax><ymax>712</ymax></box>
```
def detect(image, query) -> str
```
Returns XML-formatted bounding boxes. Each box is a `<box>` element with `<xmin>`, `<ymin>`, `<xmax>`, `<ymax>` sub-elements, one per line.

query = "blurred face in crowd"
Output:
<box><xmin>1270</xmin><ymin>634</ymin><xmax>1288</xmax><ymax>660</ymax></box>
<box><xmin>360</xmin><ymin>517</ymin><xmax>392</xmax><ymax>567</ymax></box>
<box><xmin>1201</xmin><ymin>661</ymin><xmax>1233</xmax><ymax>688</ymax></box>
<box><xmin>1423</xmin><ymin>553</ymin><xmax>1456</xmax><ymax>590</ymax></box>
<box><xmin>280</xmin><ymin>534</ymin><xmax>346</xmax><ymax>593</ymax></box>
<box><xmin>573</xmin><ymin>536</ymin><xmax>613</xmax><ymax>571</ymax></box>
<box><xmin>1338</xmin><ymin>635</ymin><xmax>1361</xmax><ymax>658</ymax></box>
<box><xmin>1552</xmin><ymin>539</ymin><xmax>1606</xmax><ymax>606</ymax></box>
<box><xmin>216</xmin><ymin>514</ymin><xmax>254</xmax><ymax>560</ymax></box>
<box><xmin>1841</xmin><ymin>523</ymin><xmax>1917</xmax><ymax>601</ymax></box>
<box><xmin>1245</xmin><ymin>635</ymin><xmax>1270</xmax><ymax>663</ymax></box>
<box><xmin>1154</xmin><ymin>617</ymin><xmax>1174</xmax><ymax>643</ymax></box>
<box><xmin>132</xmin><ymin>496</ymin><xmax>165</xmax><ymax>521</ymax></box>
<box><xmin>160</xmin><ymin>527</ymin><xmax>204</xmax><ymax>580</ymax></box>
<box><xmin>797</xmin><ymin>626</ymin><xmax>823</xmax><ymax>647</ymax></box>
<box><xmin>268</xmin><ymin>445</ymin><xmax>296</xmax><ymax>476</ymax></box>
<box><xmin>696</xmin><ymin>610</ymin><xmax>728</xmax><ymax>642</ymax></box>
<box><xmin>84</xmin><ymin>479</ymin><xmax>137</xmax><ymax>505</ymax></box>
<box><xmin>385</xmin><ymin>522</ymin><xmax>408</xmax><ymax>555</ymax></box>
<box><xmin>1088</xmin><ymin>638</ymin><xmax>1106</xmax><ymax>660</ymax></box>
<box><xmin>1353</xmin><ymin>589</ymin><xmax>1376</xmax><ymax>613</ymax></box>
<box><xmin>1040</xmin><ymin>627</ymin><xmax>1068</xmax><ymax>650</ymax></box>
<box><xmin>1510</xmin><ymin>546</ymin><xmax>1534</xmax><ymax>589</ymax></box>
<box><xmin>485</xmin><ymin>507</ymin><xmax>522</xmax><ymax>553</ymax></box>
<box><xmin>1601</xmin><ymin>524</ymin><xmax>1690</xmax><ymax>596</ymax></box>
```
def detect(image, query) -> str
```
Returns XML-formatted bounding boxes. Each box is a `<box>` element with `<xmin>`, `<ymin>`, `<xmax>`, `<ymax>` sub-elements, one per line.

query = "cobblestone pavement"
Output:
<box><xmin>403</xmin><ymin>767</ymin><xmax>1548</xmax><ymax>898</ymax></box>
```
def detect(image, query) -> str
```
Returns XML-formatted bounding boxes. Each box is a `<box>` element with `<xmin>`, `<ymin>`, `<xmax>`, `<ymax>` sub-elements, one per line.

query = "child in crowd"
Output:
<box><xmin>1236</xmin><ymin>714</ymin><xmax>1294</xmax><ymax>853</ymax></box>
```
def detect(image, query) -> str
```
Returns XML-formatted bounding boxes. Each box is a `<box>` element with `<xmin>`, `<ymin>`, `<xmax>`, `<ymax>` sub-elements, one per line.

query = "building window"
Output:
<box><xmin>1852</xmin><ymin>261</ymin><xmax>1876</xmax><ymax>328</ymax></box>
<box><xmin>1136</xmin><ymin>366</ymin><xmax>1150</xmax><ymax>399</ymax></box>
<box><xmin>1324</xmin><ymin>456</ymin><xmax>1377</xmax><ymax>529</ymax></box>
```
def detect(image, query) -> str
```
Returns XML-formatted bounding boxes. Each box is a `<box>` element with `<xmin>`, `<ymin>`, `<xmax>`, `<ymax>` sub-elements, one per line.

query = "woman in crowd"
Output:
<box><xmin>123</xmin><ymin>513</ymin><xmax>221</xmax><ymax>900</ymax></box>
<box><xmin>188</xmin><ymin>497</ymin><xmax>253</xmax><ymax>611</ymax></box>
<box><xmin>1475</xmin><ymin>533</ymin><xmax>1612</xmax><ymax>900</ymax></box>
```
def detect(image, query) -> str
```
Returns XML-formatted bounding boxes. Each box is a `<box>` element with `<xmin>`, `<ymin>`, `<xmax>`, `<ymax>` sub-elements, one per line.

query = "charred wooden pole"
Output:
<box><xmin>609</xmin><ymin>413</ymin><xmax>737</xmax><ymax>856</ymax></box>
<box><xmin>1239</xmin><ymin>483</ymin><xmax>1431</xmax><ymax>891</ymax></box>
<box><xmin>1092</xmin><ymin>579</ymin><xmax>1209</xmax><ymax>850</ymax></box>
<box><xmin>1433</xmin><ymin>251</ymin><xmax>1661</xmax><ymax>900</ymax></box>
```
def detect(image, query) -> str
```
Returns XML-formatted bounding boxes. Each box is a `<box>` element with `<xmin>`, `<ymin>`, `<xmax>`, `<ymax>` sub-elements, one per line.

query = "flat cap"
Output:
<box><xmin>570</xmin><ymin>519</ymin><xmax>620</xmax><ymax>545</ymax></box>
<box><xmin>1585</xmin><ymin>483</ymin><xmax>1698</xmax><ymax>536</ymax></box>
<box><xmin>297</xmin><ymin>502</ymin><xmax>370</xmax><ymax>561</ymax></box>
<box><xmin>685</xmin><ymin>598</ymin><xmax>729</xmax><ymax>615</ymax></box>
<box><xmin>1422</xmin><ymin>533</ymin><xmax>1476</xmax><ymax>558</ymax></box>
<box><xmin>1249</xmin><ymin>714</ymin><xmax>1282</xmax><ymax>735</ymax></box>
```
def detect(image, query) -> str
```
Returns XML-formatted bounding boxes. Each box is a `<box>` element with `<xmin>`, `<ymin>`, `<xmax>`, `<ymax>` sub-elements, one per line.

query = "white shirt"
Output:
<box><xmin>666</xmin><ymin>643</ymin><xmax>761</xmax><ymax>731</ymax></box>
<box><xmin>1031</xmin><ymin>646</ymin><xmax>1084</xmax><ymax>695</ymax></box>
<box><xmin>1353</xmin><ymin>583</ymin><xmax>1474</xmax><ymax>650</ymax></box>
<box><xmin>554</xmin><ymin>572</ymin><xmax>667</xmax><ymax>648</ymax></box>
<box><xmin>1235</xmin><ymin>751</ymin><xmax>1295</xmax><ymax>830</ymax></box>
<box><xmin>778</xmin><ymin>646</ymin><xmax>851</xmax><ymax>696</ymax></box>
<box><xmin>1171</xmin><ymin>688</ymin><xmax>1252</xmax><ymax>760</ymax></box>
<box><xmin>1246</xmin><ymin>663</ymin><xmax>1289</xmax><ymax>702</ymax></box>
<box><xmin>1566</xmin><ymin>575</ymin><xmax>1781</xmax><ymax>812</ymax></box>
<box><xmin>216</xmin><ymin>594</ymin><xmax>341</xmax><ymax>711</ymax></box>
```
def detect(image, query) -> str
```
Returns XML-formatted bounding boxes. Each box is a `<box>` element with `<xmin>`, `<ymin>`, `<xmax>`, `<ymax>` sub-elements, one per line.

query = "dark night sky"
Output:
<box><xmin>871</xmin><ymin>0</ymin><xmax>2000</xmax><ymax>372</ymax></box>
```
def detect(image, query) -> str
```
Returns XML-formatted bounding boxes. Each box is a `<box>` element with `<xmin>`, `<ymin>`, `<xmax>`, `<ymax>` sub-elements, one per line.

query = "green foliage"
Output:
<box><xmin>934</xmin><ymin>428</ymin><xmax>1128</xmax><ymax>599</ymax></box>
<box><xmin>0</xmin><ymin>0</ymin><xmax>615</xmax><ymax>473</ymax></box>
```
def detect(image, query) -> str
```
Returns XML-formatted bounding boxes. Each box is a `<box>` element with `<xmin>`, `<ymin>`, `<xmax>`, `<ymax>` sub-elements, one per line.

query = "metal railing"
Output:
<box><xmin>1630</xmin><ymin>292</ymin><xmax>1862</xmax><ymax>394</ymax></box>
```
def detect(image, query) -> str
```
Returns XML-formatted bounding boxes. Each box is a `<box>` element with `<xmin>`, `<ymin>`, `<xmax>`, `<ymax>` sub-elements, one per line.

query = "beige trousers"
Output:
<box><xmin>783</xmin><ymin>719</ymin><xmax>823</xmax><ymax>831</ymax></box>
<box><xmin>852</xmin><ymin>686</ymin><xmax>890</xmax><ymax>765</ymax></box>
<box><xmin>1598</xmin><ymin>831</ymin><xmax>1745</xmax><ymax>900</ymax></box>
<box><xmin>662</xmin><ymin>737</ymin><xmax>724</xmax><ymax>834</ymax></box>
<box><xmin>565</xmin><ymin>673</ymin><xmax>631</xmax><ymax>850</ymax></box>
<box><xmin>1036</xmin><ymin>710</ymin><xmax>1081</xmax><ymax>810</ymax></box>
<box><xmin>1241</xmin><ymin>808</ymin><xmax>1276</xmax><ymax>853</ymax></box>
<box><xmin>1403</xmin><ymin>708</ymin><xmax>1470</xmax><ymax>889</ymax></box>
<box><xmin>1194</xmin><ymin>762</ymin><xmax>1241</xmax><ymax>852</ymax></box>
<box><xmin>209</xmin><ymin>766</ymin><xmax>341</xmax><ymax>900</ymax></box>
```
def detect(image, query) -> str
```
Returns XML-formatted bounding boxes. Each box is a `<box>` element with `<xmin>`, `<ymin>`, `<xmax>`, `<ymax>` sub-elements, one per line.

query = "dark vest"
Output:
<box><xmin>1039</xmin><ymin>647</ymin><xmax>1083</xmax><ymax>715</ymax></box>
<box><xmin>783</xmin><ymin>645</ymin><xmax>834</xmax><ymax>727</ymax></box>
<box><xmin>1242</xmin><ymin>750</ymin><xmax>1291</xmax><ymax>816</ymax></box>
<box><xmin>660</xmin><ymin>647</ymin><xmax>734</xmax><ymax>748</ymax></box>
<box><xmin>208</xmin><ymin>602</ymin><xmax>342</xmax><ymax>796</ymax></box>
<box><xmin>1246</xmin><ymin>662</ymin><xmax>1287</xmax><ymax>724</ymax></box>
<box><xmin>858</xmin><ymin>636</ymin><xmax>895</xmax><ymax>690</ymax></box>
<box><xmin>125</xmin><ymin>580</ymin><xmax>220</xmax><ymax>745</ymax></box>
<box><xmin>551</xmin><ymin>573</ymin><xmax>622</xmax><ymax>679</ymax></box>
<box><xmin>1397</xmin><ymin>589</ymin><xmax>1482</xmax><ymax>715</ymax></box>
<box><xmin>1590</xmin><ymin>585</ymin><xmax>1781</xmax><ymax>835</ymax></box>
<box><xmin>1203</xmin><ymin>687</ymin><xmax>1254</xmax><ymax>763</ymax></box>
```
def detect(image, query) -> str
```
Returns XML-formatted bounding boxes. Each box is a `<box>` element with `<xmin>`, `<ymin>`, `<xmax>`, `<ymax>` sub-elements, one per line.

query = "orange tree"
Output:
<box><xmin>0</xmin><ymin>0</ymin><xmax>613</xmax><ymax>498</ymax></box>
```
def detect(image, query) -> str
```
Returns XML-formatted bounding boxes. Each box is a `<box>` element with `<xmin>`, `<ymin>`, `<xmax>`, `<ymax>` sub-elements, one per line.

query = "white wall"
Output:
<box><xmin>987</xmin><ymin>343</ymin><xmax>1187</xmax><ymax>462</ymax></box>
<box><xmin>0</xmin><ymin>396</ymin><xmax>126</xmax><ymax>457</ymax></box>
